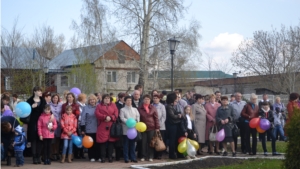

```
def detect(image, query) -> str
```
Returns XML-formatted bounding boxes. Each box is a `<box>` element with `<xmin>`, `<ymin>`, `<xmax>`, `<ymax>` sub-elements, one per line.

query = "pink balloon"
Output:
<box><xmin>216</xmin><ymin>129</ymin><xmax>225</xmax><ymax>142</ymax></box>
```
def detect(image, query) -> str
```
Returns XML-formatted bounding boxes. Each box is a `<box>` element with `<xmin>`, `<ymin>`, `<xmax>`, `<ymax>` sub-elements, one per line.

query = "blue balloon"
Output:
<box><xmin>72</xmin><ymin>135</ymin><xmax>82</xmax><ymax>146</ymax></box>
<box><xmin>15</xmin><ymin>102</ymin><xmax>31</xmax><ymax>118</ymax></box>
<box><xmin>126</xmin><ymin>118</ymin><xmax>137</xmax><ymax>128</ymax></box>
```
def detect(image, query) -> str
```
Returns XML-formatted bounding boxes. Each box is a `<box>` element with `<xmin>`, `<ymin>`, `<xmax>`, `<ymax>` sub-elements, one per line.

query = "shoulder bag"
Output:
<box><xmin>110</xmin><ymin>116</ymin><xmax>123</xmax><ymax>138</ymax></box>
<box><xmin>232</xmin><ymin>124</ymin><xmax>240</xmax><ymax>137</ymax></box>
<box><xmin>150</xmin><ymin>131</ymin><xmax>166</xmax><ymax>151</ymax></box>
<box><xmin>209</xmin><ymin>125</ymin><xmax>217</xmax><ymax>142</ymax></box>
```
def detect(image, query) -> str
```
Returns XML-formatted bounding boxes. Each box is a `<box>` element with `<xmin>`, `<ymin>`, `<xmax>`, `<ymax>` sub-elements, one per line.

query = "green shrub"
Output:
<box><xmin>284</xmin><ymin>107</ymin><xmax>300</xmax><ymax>169</ymax></box>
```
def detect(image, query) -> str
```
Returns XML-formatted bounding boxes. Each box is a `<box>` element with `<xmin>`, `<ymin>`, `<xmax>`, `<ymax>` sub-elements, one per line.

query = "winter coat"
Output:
<box><xmin>181</xmin><ymin>114</ymin><xmax>196</xmax><ymax>134</ymax></box>
<box><xmin>14</xmin><ymin>130</ymin><xmax>26</xmax><ymax>151</ymax></box>
<box><xmin>152</xmin><ymin>103</ymin><xmax>166</xmax><ymax>130</ymax></box>
<box><xmin>61</xmin><ymin>103</ymin><xmax>80</xmax><ymax>118</ymax></box>
<box><xmin>273</xmin><ymin>102</ymin><xmax>286</xmax><ymax>112</ymax></box>
<box><xmin>165</xmin><ymin>104</ymin><xmax>181</xmax><ymax>124</ymax></box>
<box><xmin>241</xmin><ymin>103</ymin><xmax>259</xmax><ymax>121</ymax></box>
<box><xmin>205</xmin><ymin>102</ymin><xmax>221</xmax><ymax>140</ymax></box>
<box><xmin>50</xmin><ymin>102</ymin><xmax>62</xmax><ymax>137</ymax></box>
<box><xmin>95</xmin><ymin>102</ymin><xmax>119</xmax><ymax>143</ymax></box>
<box><xmin>230</xmin><ymin>100</ymin><xmax>247</xmax><ymax>122</ymax></box>
<box><xmin>192</xmin><ymin>102</ymin><xmax>207</xmax><ymax>143</ymax></box>
<box><xmin>60</xmin><ymin>113</ymin><xmax>77</xmax><ymax>139</ymax></box>
<box><xmin>131</xmin><ymin>97</ymin><xmax>143</xmax><ymax>108</ymax></box>
<box><xmin>120</xmin><ymin>105</ymin><xmax>140</xmax><ymax>135</ymax></box>
<box><xmin>216</xmin><ymin>106</ymin><xmax>235</xmax><ymax>138</ymax></box>
<box><xmin>138</xmin><ymin>104</ymin><xmax>160</xmax><ymax>131</ymax></box>
<box><xmin>286</xmin><ymin>101</ymin><xmax>299</xmax><ymax>125</ymax></box>
<box><xmin>26</xmin><ymin>96</ymin><xmax>47</xmax><ymax>142</ymax></box>
<box><xmin>1</xmin><ymin>116</ymin><xmax>20</xmax><ymax>143</ymax></box>
<box><xmin>38</xmin><ymin>113</ymin><xmax>58</xmax><ymax>139</ymax></box>
<box><xmin>80</xmin><ymin>104</ymin><xmax>97</xmax><ymax>134</ymax></box>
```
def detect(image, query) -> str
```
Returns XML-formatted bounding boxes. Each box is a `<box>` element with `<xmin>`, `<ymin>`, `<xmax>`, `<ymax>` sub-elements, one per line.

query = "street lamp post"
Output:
<box><xmin>233</xmin><ymin>72</ymin><xmax>238</xmax><ymax>93</ymax></box>
<box><xmin>168</xmin><ymin>37</ymin><xmax>180</xmax><ymax>92</ymax></box>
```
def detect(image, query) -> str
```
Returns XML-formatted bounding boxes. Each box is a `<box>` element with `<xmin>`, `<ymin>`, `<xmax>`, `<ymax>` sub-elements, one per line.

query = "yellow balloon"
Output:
<box><xmin>112</xmin><ymin>97</ymin><xmax>117</xmax><ymax>103</ymax></box>
<box><xmin>17</xmin><ymin>117</ymin><xmax>23</xmax><ymax>126</ymax></box>
<box><xmin>135</xmin><ymin>122</ymin><xmax>147</xmax><ymax>132</ymax></box>
<box><xmin>188</xmin><ymin>139</ymin><xmax>200</xmax><ymax>150</ymax></box>
<box><xmin>177</xmin><ymin>139</ymin><xmax>187</xmax><ymax>153</ymax></box>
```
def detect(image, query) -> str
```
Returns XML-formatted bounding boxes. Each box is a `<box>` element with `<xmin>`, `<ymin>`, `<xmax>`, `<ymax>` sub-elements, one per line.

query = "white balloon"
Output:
<box><xmin>187</xmin><ymin>139</ymin><xmax>197</xmax><ymax>157</ymax></box>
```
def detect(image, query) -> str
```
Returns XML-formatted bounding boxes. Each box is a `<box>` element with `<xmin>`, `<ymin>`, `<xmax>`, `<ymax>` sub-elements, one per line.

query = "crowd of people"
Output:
<box><xmin>1</xmin><ymin>85</ymin><xmax>300</xmax><ymax>167</ymax></box>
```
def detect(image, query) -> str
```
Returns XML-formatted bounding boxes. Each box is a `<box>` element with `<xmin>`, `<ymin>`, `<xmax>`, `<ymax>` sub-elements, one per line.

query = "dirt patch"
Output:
<box><xmin>151</xmin><ymin>157</ymin><xmax>245</xmax><ymax>169</ymax></box>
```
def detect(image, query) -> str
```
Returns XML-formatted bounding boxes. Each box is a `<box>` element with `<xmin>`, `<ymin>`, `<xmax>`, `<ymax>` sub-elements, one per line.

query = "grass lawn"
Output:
<box><xmin>212</xmin><ymin>159</ymin><xmax>283</xmax><ymax>169</ymax></box>
<box><xmin>256</xmin><ymin>141</ymin><xmax>287</xmax><ymax>153</ymax></box>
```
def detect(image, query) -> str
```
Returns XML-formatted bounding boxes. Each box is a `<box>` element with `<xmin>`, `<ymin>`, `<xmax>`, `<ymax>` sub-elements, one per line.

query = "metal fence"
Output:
<box><xmin>225</xmin><ymin>94</ymin><xmax>289</xmax><ymax>105</ymax></box>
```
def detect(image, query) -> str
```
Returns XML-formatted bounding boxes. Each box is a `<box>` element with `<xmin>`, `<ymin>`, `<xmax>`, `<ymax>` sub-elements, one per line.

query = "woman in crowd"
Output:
<box><xmin>81</xmin><ymin>94</ymin><xmax>99</xmax><ymax>162</ymax></box>
<box><xmin>1</xmin><ymin>95</ymin><xmax>12</xmax><ymax>111</ymax></box>
<box><xmin>205</xmin><ymin>94</ymin><xmax>221</xmax><ymax>155</ymax></box>
<box><xmin>95</xmin><ymin>94</ymin><xmax>119</xmax><ymax>163</ymax></box>
<box><xmin>75</xmin><ymin>93</ymin><xmax>87</xmax><ymax>159</ymax></box>
<box><xmin>150</xmin><ymin>90</ymin><xmax>158</xmax><ymax>103</ymax></box>
<box><xmin>241</xmin><ymin>93</ymin><xmax>259</xmax><ymax>155</ymax></box>
<box><xmin>165</xmin><ymin>92</ymin><xmax>182</xmax><ymax>159</ymax></box>
<box><xmin>273</xmin><ymin>96</ymin><xmax>286</xmax><ymax>112</ymax></box>
<box><xmin>49</xmin><ymin>94</ymin><xmax>63</xmax><ymax>161</ymax></box>
<box><xmin>43</xmin><ymin>92</ymin><xmax>52</xmax><ymax>104</ymax></box>
<box><xmin>192</xmin><ymin>94</ymin><xmax>207</xmax><ymax>155</ymax></box>
<box><xmin>216</xmin><ymin>96</ymin><xmax>236</xmax><ymax>157</ymax></box>
<box><xmin>25</xmin><ymin>86</ymin><xmax>47</xmax><ymax>164</ymax></box>
<box><xmin>61</xmin><ymin>90</ymin><xmax>69</xmax><ymax>104</ymax></box>
<box><xmin>151</xmin><ymin>94</ymin><xmax>166</xmax><ymax>159</ymax></box>
<box><xmin>61</xmin><ymin>93</ymin><xmax>80</xmax><ymax>118</ymax></box>
<box><xmin>286</xmin><ymin>93</ymin><xmax>300</xmax><ymax>137</ymax></box>
<box><xmin>138</xmin><ymin>94</ymin><xmax>160</xmax><ymax>162</ymax></box>
<box><xmin>120</xmin><ymin>96</ymin><xmax>140</xmax><ymax>163</ymax></box>
<box><xmin>114</xmin><ymin>92</ymin><xmax>126</xmax><ymax>161</ymax></box>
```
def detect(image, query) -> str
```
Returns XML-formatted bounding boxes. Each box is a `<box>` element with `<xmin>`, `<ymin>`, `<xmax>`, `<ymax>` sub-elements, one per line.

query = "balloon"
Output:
<box><xmin>177</xmin><ymin>139</ymin><xmax>187</xmax><ymax>153</ymax></box>
<box><xmin>82</xmin><ymin>135</ymin><xmax>94</xmax><ymax>148</ymax></box>
<box><xmin>126</xmin><ymin>118</ymin><xmax>137</xmax><ymax>128</ymax></box>
<box><xmin>2</xmin><ymin>110</ymin><xmax>14</xmax><ymax>117</ymax></box>
<box><xmin>216</xmin><ymin>129</ymin><xmax>225</xmax><ymax>142</ymax></box>
<box><xmin>112</xmin><ymin>97</ymin><xmax>117</xmax><ymax>103</ymax></box>
<box><xmin>16</xmin><ymin>117</ymin><xmax>23</xmax><ymax>126</ymax></box>
<box><xmin>260</xmin><ymin>119</ymin><xmax>271</xmax><ymax>130</ymax></box>
<box><xmin>183</xmin><ymin>151</ymin><xmax>188</xmax><ymax>156</ymax></box>
<box><xmin>70</xmin><ymin>87</ymin><xmax>81</xmax><ymax>98</ymax></box>
<box><xmin>15</xmin><ymin>102</ymin><xmax>31</xmax><ymax>118</ymax></box>
<box><xmin>127</xmin><ymin>128</ymin><xmax>137</xmax><ymax>139</ymax></box>
<box><xmin>72</xmin><ymin>135</ymin><xmax>82</xmax><ymax>146</ymax></box>
<box><xmin>187</xmin><ymin>140</ymin><xmax>197</xmax><ymax>157</ymax></box>
<box><xmin>188</xmin><ymin>139</ymin><xmax>200</xmax><ymax>150</ymax></box>
<box><xmin>256</xmin><ymin>125</ymin><xmax>265</xmax><ymax>133</ymax></box>
<box><xmin>178</xmin><ymin>137</ymin><xmax>186</xmax><ymax>143</ymax></box>
<box><xmin>249</xmin><ymin>118</ymin><xmax>260</xmax><ymax>128</ymax></box>
<box><xmin>135</xmin><ymin>122</ymin><xmax>147</xmax><ymax>132</ymax></box>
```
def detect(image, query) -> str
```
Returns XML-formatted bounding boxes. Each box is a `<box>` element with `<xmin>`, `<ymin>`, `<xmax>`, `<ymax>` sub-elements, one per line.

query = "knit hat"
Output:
<box><xmin>15</xmin><ymin>125</ymin><xmax>23</xmax><ymax>133</ymax></box>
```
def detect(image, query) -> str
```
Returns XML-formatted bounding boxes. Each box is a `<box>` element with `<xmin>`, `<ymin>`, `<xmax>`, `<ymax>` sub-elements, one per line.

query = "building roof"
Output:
<box><xmin>1</xmin><ymin>46</ymin><xmax>49</xmax><ymax>69</ymax></box>
<box><xmin>49</xmin><ymin>41</ymin><xmax>121</xmax><ymax>69</ymax></box>
<box><xmin>149</xmin><ymin>70</ymin><xmax>233</xmax><ymax>79</ymax></box>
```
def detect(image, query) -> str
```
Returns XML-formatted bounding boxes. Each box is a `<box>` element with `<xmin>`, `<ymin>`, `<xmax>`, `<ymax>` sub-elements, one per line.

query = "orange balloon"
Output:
<box><xmin>249</xmin><ymin>118</ymin><xmax>260</xmax><ymax>128</ymax></box>
<box><xmin>256</xmin><ymin>126</ymin><xmax>265</xmax><ymax>133</ymax></box>
<box><xmin>82</xmin><ymin>135</ymin><xmax>94</xmax><ymax>148</ymax></box>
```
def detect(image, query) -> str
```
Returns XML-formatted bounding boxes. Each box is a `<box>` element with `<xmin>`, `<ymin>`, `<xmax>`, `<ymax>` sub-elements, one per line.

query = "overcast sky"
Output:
<box><xmin>1</xmin><ymin>0</ymin><xmax>300</xmax><ymax>73</ymax></box>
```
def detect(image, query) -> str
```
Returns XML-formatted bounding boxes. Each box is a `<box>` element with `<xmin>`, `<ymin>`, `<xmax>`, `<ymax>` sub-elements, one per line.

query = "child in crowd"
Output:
<box><xmin>13</xmin><ymin>125</ymin><xmax>26</xmax><ymax>167</ymax></box>
<box><xmin>182</xmin><ymin>105</ymin><xmax>197</xmax><ymax>159</ymax></box>
<box><xmin>259</xmin><ymin>102</ymin><xmax>281</xmax><ymax>156</ymax></box>
<box><xmin>273</xmin><ymin>107</ymin><xmax>287</xmax><ymax>141</ymax></box>
<box><xmin>38</xmin><ymin>104</ymin><xmax>57</xmax><ymax>165</ymax></box>
<box><xmin>60</xmin><ymin>105</ymin><xmax>78</xmax><ymax>163</ymax></box>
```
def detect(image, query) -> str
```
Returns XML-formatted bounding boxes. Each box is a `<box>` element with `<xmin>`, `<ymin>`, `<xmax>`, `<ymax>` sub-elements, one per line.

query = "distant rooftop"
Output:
<box><xmin>149</xmin><ymin>70</ymin><xmax>233</xmax><ymax>79</ymax></box>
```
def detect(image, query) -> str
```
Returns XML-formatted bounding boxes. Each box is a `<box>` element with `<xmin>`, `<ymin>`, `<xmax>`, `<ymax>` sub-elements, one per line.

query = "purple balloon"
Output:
<box><xmin>2</xmin><ymin>110</ymin><xmax>14</xmax><ymax>117</ymax></box>
<box><xmin>216</xmin><ymin>129</ymin><xmax>225</xmax><ymax>142</ymax></box>
<box><xmin>127</xmin><ymin>128</ymin><xmax>137</xmax><ymax>140</ymax></box>
<box><xmin>70</xmin><ymin>87</ymin><xmax>81</xmax><ymax>98</ymax></box>
<box><xmin>260</xmin><ymin>119</ymin><xmax>271</xmax><ymax>130</ymax></box>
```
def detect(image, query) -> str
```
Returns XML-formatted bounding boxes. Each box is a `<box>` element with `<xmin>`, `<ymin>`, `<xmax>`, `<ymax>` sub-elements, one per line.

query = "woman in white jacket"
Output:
<box><xmin>120</xmin><ymin>96</ymin><xmax>140</xmax><ymax>163</ymax></box>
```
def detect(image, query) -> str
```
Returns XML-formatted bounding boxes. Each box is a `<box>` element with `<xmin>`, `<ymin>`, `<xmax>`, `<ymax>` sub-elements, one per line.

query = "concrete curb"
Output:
<box><xmin>130</xmin><ymin>156</ymin><xmax>285</xmax><ymax>169</ymax></box>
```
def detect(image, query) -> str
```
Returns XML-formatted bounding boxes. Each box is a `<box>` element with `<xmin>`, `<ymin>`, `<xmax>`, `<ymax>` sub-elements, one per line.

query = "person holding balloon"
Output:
<box><xmin>215</xmin><ymin>96</ymin><xmax>236</xmax><ymax>157</ymax></box>
<box><xmin>95</xmin><ymin>94</ymin><xmax>119</xmax><ymax>163</ymax></box>
<box><xmin>258</xmin><ymin>102</ymin><xmax>280</xmax><ymax>156</ymax></box>
<box><xmin>138</xmin><ymin>94</ymin><xmax>160</xmax><ymax>162</ymax></box>
<box><xmin>37</xmin><ymin>104</ymin><xmax>57</xmax><ymax>165</ymax></box>
<box><xmin>23</xmin><ymin>86</ymin><xmax>47</xmax><ymax>164</ymax></box>
<box><xmin>60</xmin><ymin>105</ymin><xmax>78</xmax><ymax>163</ymax></box>
<box><xmin>120</xmin><ymin>96</ymin><xmax>140</xmax><ymax>163</ymax></box>
<box><xmin>80</xmin><ymin>94</ymin><xmax>99</xmax><ymax>162</ymax></box>
<box><xmin>241</xmin><ymin>93</ymin><xmax>259</xmax><ymax>155</ymax></box>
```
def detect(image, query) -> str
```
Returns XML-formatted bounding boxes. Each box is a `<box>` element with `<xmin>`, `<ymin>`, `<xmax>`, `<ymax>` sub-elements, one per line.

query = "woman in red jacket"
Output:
<box><xmin>95</xmin><ymin>94</ymin><xmax>119</xmax><ymax>163</ymax></box>
<box><xmin>61</xmin><ymin>93</ymin><xmax>80</xmax><ymax>118</ymax></box>
<box><xmin>138</xmin><ymin>94</ymin><xmax>160</xmax><ymax>162</ymax></box>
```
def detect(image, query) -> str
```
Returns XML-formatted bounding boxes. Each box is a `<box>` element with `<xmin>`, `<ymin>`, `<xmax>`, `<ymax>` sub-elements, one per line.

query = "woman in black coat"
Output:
<box><xmin>22</xmin><ymin>86</ymin><xmax>47</xmax><ymax>164</ymax></box>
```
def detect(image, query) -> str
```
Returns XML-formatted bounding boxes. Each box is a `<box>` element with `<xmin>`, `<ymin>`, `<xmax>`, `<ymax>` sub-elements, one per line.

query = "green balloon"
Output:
<box><xmin>126</xmin><ymin>118</ymin><xmax>137</xmax><ymax>128</ymax></box>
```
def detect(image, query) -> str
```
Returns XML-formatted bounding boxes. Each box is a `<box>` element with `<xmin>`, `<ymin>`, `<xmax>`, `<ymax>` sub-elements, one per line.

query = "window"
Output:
<box><xmin>107</xmin><ymin>71</ymin><xmax>117</xmax><ymax>83</ymax></box>
<box><xmin>5</xmin><ymin>77</ymin><xmax>12</xmax><ymax>90</ymax></box>
<box><xmin>61</xmin><ymin>76</ymin><xmax>69</xmax><ymax>87</ymax></box>
<box><xmin>117</xmin><ymin>50</ymin><xmax>125</xmax><ymax>64</ymax></box>
<box><xmin>127</xmin><ymin>72</ymin><xmax>136</xmax><ymax>83</ymax></box>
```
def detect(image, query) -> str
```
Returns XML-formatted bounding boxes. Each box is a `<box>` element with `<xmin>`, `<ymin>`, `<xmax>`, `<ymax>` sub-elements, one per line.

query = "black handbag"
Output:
<box><xmin>110</xmin><ymin>118</ymin><xmax>123</xmax><ymax>138</ymax></box>
<box><xmin>135</xmin><ymin>132</ymin><xmax>142</xmax><ymax>142</ymax></box>
<box><xmin>232</xmin><ymin>124</ymin><xmax>240</xmax><ymax>137</ymax></box>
